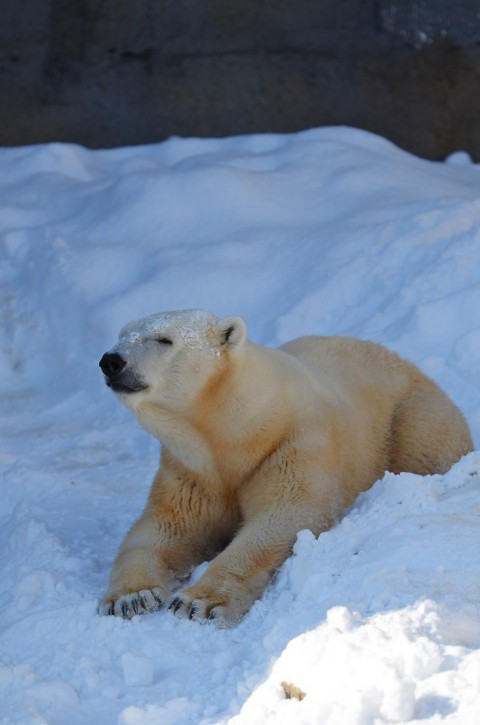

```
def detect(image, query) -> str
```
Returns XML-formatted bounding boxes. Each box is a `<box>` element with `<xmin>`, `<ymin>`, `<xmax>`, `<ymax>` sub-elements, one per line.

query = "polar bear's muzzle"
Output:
<box><xmin>99</xmin><ymin>352</ymin><xmax>147</xmax><ymax>394</ymax></box>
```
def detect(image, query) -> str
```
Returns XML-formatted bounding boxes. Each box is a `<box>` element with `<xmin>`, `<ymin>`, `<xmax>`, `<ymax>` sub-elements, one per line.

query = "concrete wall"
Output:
<box><xmin>1</xmin><ymin>1</ymin><xmax>480</xmax><ymax>158</ymax></box>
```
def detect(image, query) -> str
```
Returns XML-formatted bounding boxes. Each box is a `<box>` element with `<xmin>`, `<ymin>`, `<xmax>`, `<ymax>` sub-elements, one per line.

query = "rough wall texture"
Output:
<box><xmin>1</xmin><ymin>1</ymin><xmax>480</xmax><ymax>158</ymax></box>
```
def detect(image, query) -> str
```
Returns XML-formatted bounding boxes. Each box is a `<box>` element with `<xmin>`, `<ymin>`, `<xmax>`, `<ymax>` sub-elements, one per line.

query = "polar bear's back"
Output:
<box><xmin>280</xmin><ymin>335</ymin><xmax>473</xmax><ymax>476</ymax></box>
<box><xmin>279</xmin><ymin>335</ymin><xmax>413</xmax><ymax>392</ymax></box>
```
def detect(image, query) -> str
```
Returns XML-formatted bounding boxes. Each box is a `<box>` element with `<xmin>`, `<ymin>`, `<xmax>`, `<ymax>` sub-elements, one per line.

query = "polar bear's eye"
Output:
<box><xmin>157</xmin><ymin>337</ymin><xmax>173</xmax><ymax>345</ymax></box>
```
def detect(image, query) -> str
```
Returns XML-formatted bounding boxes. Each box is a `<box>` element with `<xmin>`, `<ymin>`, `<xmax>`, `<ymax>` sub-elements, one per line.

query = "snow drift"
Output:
<box><xmin>1</xmin><ymin>127</ymin><xmax>480</xmax><ymax>723</ymax></box>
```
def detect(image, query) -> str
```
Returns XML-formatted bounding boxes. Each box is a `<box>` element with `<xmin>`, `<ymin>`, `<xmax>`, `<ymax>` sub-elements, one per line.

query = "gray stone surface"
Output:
<box><xmin>1</xmin><ymin>0</ymin><xmax>480</xmax><ymax>158</ymax></box>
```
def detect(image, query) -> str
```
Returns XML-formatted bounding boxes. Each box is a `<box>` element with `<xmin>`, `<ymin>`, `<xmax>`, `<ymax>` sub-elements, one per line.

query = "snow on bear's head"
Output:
<box><xmin>99</xmin><ymin>309</ymin><xmax>247</xmax><ymax>419</ymax></box>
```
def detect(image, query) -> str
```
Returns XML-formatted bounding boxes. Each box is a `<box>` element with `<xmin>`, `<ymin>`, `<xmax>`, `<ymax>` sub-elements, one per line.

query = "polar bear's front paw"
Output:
<box><xmin>167</xmin><ymin>586</ymin><xmax>246</xmax><ymax>628</ymax></box>
<box><xmin>100</xmin><ymin>587</ymin><xmax>166</xmax><ymax>619</ymax></box>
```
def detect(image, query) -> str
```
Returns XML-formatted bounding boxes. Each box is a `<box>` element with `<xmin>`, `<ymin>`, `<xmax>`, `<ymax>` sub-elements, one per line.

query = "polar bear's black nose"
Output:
<box><xmin>99</xmin><ymin>353</ymin><xmax>127</xmax><ymax>378</ymax></box>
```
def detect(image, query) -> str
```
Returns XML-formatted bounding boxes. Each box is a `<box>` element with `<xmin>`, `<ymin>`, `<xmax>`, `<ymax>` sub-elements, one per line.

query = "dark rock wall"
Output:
<box><xmin>1</xmin><ymin>1</ymin><xmax>480</xmax><ymax>158</ymax></box>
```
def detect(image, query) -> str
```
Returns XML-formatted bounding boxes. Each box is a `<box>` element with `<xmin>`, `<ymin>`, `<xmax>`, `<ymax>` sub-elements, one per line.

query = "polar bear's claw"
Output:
<box><xmin>167</xmin><ymin>592</ymin><xmax>231</xmax><ymax>626</ymax></box>
<box><xmin>100</xmin><ymin>587</ymin><xmax>165</xmax><ymax>619</ymax></box>
<box><xmin>168</xmin><ymin>595</ymin><xmax>195</xmax><ymax>619</ymax></box>
<box><xmin>168</xmin><ymin>597</ymin><xmax>185</xmax><ymax>614</ymax></box>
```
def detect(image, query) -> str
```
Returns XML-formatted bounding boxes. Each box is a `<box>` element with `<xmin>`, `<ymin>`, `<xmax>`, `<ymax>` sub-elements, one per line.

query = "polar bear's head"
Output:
<box><xmin>99</xmin><ymin>309</ymin><xmax>247</xmax><ymax>419</ymax></box>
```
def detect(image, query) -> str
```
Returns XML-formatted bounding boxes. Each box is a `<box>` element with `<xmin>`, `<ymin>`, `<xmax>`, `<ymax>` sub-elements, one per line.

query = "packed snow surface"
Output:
<box><xmin>2</xmin><ymin>126</ymin><xmax>480</xmax><ymax>724</ymax></box>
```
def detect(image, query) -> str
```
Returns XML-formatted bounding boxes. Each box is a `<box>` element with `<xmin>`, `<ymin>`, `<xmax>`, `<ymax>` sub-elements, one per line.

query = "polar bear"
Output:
<box><xmin>98</xmin><ymin>309</ymin><xmax>473</xmax><ymax>626</ymax></box>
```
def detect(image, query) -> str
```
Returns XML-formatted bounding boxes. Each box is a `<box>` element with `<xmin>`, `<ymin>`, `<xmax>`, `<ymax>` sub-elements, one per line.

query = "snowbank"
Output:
<box><xmin>1</xmin><ymin>127</ymin><xmax>480</xmax><ymax>723</ymax></box>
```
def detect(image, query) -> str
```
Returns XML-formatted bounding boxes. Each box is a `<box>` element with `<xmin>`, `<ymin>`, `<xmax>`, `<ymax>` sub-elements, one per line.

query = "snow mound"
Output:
<box><xmin>1</xmin><ymin>126</ymin><xmax>480</xmax><ymax>723</ymax></box>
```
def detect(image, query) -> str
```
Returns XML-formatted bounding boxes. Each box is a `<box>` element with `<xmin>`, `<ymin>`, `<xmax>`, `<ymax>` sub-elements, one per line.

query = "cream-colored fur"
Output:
<box><xmin>99</xmin><ymin>310</ymin><xmax>473</xmax><ymax>626</ymax></box>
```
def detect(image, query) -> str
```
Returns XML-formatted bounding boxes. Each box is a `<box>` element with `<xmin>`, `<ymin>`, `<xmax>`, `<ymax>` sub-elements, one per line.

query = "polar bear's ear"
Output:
<box><xmin>217</xmin><ymin>316</ymin><xmax>247</xmax><ymax>349</ymax></box>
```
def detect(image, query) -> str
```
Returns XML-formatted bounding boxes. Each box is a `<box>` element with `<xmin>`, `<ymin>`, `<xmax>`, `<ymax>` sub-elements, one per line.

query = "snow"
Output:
<box><xmin>121</xmin><ymin>653</ymin><xmax>155</xmax><ymax>688</ymax></box>
<box><xmin>118</xmin><ymin>309</ymin><xmax>220</xmax><ymax>352</ymax></box>
<box><xmin>1</xmin><ymin>125</ymin><xmax>480</xmax><ymax>723</ymax></box>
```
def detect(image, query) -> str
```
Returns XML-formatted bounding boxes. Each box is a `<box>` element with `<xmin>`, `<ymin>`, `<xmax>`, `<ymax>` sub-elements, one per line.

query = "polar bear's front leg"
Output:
<box><xmin>168</xmin><ymin>505</ymin><xmax>318</xmax><ymax>626</ymax></box>
<box><xmin>100</xmin><ymin>513</ymin><xmax>178</xmax><ymax>618</ymax></box>
<box><xmin>100</xmin><ymin>465</ymin><xmax>237</xmax><ymax>619</ymax></box>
